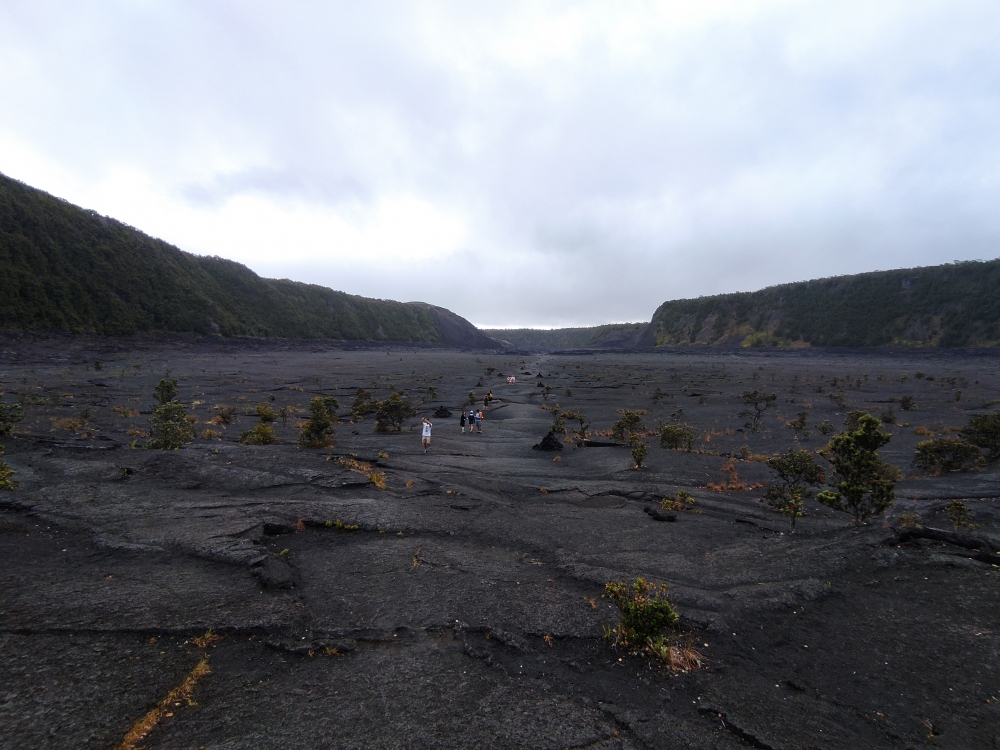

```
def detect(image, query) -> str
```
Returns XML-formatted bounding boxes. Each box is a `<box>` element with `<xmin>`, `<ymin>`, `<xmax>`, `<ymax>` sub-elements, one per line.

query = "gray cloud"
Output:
<box><xmin>2</xmin><ymin>1</ymin><xmax>999</xmax><ymax>327</ymax></box>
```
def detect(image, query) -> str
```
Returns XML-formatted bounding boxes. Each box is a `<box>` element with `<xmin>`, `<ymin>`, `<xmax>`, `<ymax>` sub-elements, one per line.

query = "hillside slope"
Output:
<box><xmin>641</xmin><ymin>259</ymin><xmax>1000</xmax><ymax>348</ymax></box>
<box><xmin>484</xmin><ymin>323</ymin><xmax>647</xmax><ymax>350</ymax></box>
<box><xmin>0</xmin><ymin>173</ymin><xmax>499</xmax><ymax>347</ymax></box>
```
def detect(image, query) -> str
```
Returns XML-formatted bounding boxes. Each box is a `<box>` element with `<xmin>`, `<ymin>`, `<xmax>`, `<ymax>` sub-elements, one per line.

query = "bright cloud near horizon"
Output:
<box><xmin>2</xmin><ymin>1</ymin><xmax>999</xmax><ymax>328</ymax></box>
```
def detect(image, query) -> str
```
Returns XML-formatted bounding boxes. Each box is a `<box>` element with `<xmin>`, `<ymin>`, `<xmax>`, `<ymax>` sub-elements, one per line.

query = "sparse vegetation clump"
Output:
<box><xmin>960</xmin><ymin>410</ymin><xmax>1000</xmax><ymax>461</ymax></box>
<box><xmin>604</xmin><ymin>578</ymin><xmax>697</xmax><ymax>670</ymax></box>
<box><xmin>914</xmin><ymin>439</ymin><xmax>982</xmax><ymax>475</ymax></box>
<box><xmin>659</xmin><ymin>424</ymin><xmax>693</xmax><ymax>451</ymax></box>
<box><xmin>298</xmin><ymin>397</ymin><xmax>338</xmax><ymax>448</ymax></box>
<box><xmin>0</xmin><ymin>393</ymin><xmax>25</xmax><ymax>437</ymax></box>
<box><xmin>560</xmin><ymin>410</ymin><xmax>589</xmax><ymax>440</ymax></box>
<box><xmin>612</xmin><ymin>411</ymin><xmax>648</xmax><ymax>468</ymax></box>
<box><xmin>817</xmin><ymin>412</ymin><xmax>897</xmax><ymax>525</ymax></box>
<box><xmin>788</xmin><ymin>410</ymin><xmax>810</xmax><ymax>437</ymax></box>
<box><xmin>239</xmin><ymin>402</ymin><xmax>279</xmax><ymax>445</ymax></box>
<box><xmin>761</xmin><ymin>449</ymin><xmax>825</xmax><ymax>530</ymax></box>
<box><xmin>374</xmin><ymin>393</ymin><xmax>417</xmax><ymax>432</ymax></box>
<box><xmin>147</xmin><ymin>379</ymin><xmax>195</xmax><ymax>450</ymax></box>
<box><xmin>612</xmin><ymin>410</ymin><xmax>646</xmax><ymax>442</ymax></box>
<box><xmin>350</xmin><ymin>389</ymin><xmax>376</xmax><ymax>420</ymax></box>
<box><xmin>0</xmin><ymin>445</ymin><xmax>17</xmax><ymax>491</ymax></box>
<box><xmin>254</xmin><ymin>403</ymin><xmax>277</xmax><ymax>423</ymax></box>
<box><xmin>738</xmin><ymin>390</ymin><xmax>776</xmax><ymax>432</ymax></box>
<box><xmin>210</xmin><ymin>405</ymin><xmax>236</xmax><ymax>426</ymax></box>
<box><xmin>326</xmin><ymin>519</ymin><xmax>360</xmax><ymax>531</ymax></box>
<box><xmin>662</xmin><ymin>490</ymin><xmax>695</xmax><ymax>512</ymax></box>
<box><xmin>945</xmin><ymin>500</ymin><xmax>978</xmax><ymax>531</ymax></box>
<box><xmin>631</xmin><ymin>439</ymin><xmax>648</xmax><ymax>469</ymax></box>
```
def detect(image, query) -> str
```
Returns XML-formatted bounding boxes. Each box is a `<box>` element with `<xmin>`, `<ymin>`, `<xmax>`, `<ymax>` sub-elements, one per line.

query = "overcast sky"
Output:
<box><xmin>2</xmin><ymin>1</ymin><xmax>999</xmax><ymax>328</ymax></box>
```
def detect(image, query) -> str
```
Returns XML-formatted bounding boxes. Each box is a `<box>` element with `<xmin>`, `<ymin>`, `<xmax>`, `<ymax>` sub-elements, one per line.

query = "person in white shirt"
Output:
<box><xmin>421</xmin><ymin>418</ymin><xmax>432</xmax><ymax>452</ymax></box>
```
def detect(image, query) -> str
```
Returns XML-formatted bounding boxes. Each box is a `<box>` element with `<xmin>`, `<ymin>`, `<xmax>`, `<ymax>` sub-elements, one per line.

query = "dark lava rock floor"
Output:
<box><xmin>1</xmin><ymin>337</ymin><xmax>998</xmax><ymax>749</ymax></box>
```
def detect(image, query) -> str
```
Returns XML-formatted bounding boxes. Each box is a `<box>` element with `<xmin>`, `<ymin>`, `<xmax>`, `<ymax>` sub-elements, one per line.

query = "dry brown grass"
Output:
<box><xmin>705</xmin><ymin>457</ymin><xmax>762</xmax><ymax>492</ymax></box>
<box><xmin>113</xmin><ymin>656</ymin><xmax>211</xmax><ymax>750</ymax></box>
<box><xmin>190</xmin><ymin>629</ymin><xmax>222</xmax><ymax>648</ymax></box>
<box><xmin>646</xmin><ymin>636</ymin><xmax>703</xmax><ymax>672</ymax></box>
<box><xmin>112</xmin><ymin>406</ymin><xmax>140</xmax><ymax>418</ymax></box>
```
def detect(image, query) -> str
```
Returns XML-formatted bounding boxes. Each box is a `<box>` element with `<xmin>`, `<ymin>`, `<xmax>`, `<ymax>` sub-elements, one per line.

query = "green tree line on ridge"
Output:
<box><xmin>644</xmin><ymin>259</ymin><xmax>1000</xmax><ymax>348</ymax></box>
<box><xmin>0</xmin><ymin>172</ymin><xmax>451</xmax><ymax>342</ymax></box>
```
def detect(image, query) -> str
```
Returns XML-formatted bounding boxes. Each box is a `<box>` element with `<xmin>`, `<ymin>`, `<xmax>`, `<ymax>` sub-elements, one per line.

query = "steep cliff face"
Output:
<box><xmin>0</xmin><ymin>172</ymin><xmax>500</xmax><ymax>347</ymax></box>
<box><xmin>645</xmin><ymin>260</ymin><xmax>1000</xmax><ymax>348</ymax></box>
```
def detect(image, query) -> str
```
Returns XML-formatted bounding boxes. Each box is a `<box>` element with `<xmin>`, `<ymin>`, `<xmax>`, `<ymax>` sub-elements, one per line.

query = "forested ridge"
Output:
<box><xmin>0</xmin><ymin>172</ymin><xmax>493</xmax><ymax>345</ymax></box>
<box><xmin>484</xmin><ymin>323</ymin><xmax>647</xmax><ymax>350</ymax></box>
<box><xmin>640</xmin><ymin>260</ymin><xmax>1000</xmax><ymax>349</ymax></box>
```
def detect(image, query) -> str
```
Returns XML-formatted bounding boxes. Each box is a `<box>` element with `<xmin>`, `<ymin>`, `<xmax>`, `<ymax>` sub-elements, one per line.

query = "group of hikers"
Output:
<box><xmin>461</xmin><ymin>389</ymin><xmax>494</xmax><ymax>434</ymax></box>
<box><xmin>460</xmin><ymin>407</ymin><xmax>484</xmax><ymax>434</ymax></box>
<box><xmin>420</xmin><ymin>390</ymin><xmax>495</xmax><ymax>451</ymax></box>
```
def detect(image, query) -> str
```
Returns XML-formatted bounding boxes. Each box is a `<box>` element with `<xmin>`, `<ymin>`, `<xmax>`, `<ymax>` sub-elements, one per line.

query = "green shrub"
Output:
<box><xmin>604</xmin><ymin>578</ymin><xmax>679</xmax><ymax>654</ymax></box>
<box><xmin>817</xmin><ymin>420</ymin><xmax>834</xmax><ymax>435</ymax></box>
<box><xmin>298</xmin><ymin>397</ymin><xmax>336</xmax><ymax>448</ymax></box>
<box><xmin>239</xmin><ymin>423</ymin><xmax>277</xmax><ymax>445</ymax></box>
<box><xmin>788</xmin><ymin>411</ymin><xmax>809</xmax><ymax>436</ymax></box>
<box><xmin>946</xmin><ymin>500</ymin><xmax>978</xmax><ymax>531</ymax></box>
<box><xmin>350</xmin><ymin>389</ymin><xmax>376</xmax><ymax>420</ymax></box>
<box><xmin>254</xmin><ymin>403</ymin><xmax>277</xmax><ymax>423</ymax></box>
<box><xmin>960</xmin><ymin>410</ymin><xmax>1000</xmax><ymax>461</ymax></box>
<box><xmin>630</xmin><ymin>439</ymin><xmax>648</xmax><ymax>469</ymax></box>
<box><xmin>738</xmin><ymin>391</ymin><xmax>776</xmax><ymax>432</ymax></box>
<box><xmin>0</xmin><ymin>393</ymin><xmax>25</xmax><ymax>437</ymax></box>
<box><xmin>147</xmin><ymin>401</ymin><xmax>195</xmax><ymax>450</ymax></box>
<box><xmin>662</xmin><ymin>490</ymin><xmax>695</xmax><ymax>511</ymax></box>
<box><xmin>612</xmin><ymin>410</ymin><xmax>646</xmax><ymax>442</ymax></box>
<box><xmin>845</xmin><ymin>409</ymin><xmax>873</xmax><ymax>431</ymax></box>
<box><xmin>817</xmin><ymin>412</ymin><xmax>897</xmax><ymax>525</ymax></box>
<box><xmin>0</xmin><ymin>445</ymin><xmax>17</xmax><ymax>491</ymax></box>
<box><xmin>659</xmin><ymin>424</ymin><xmax>694</xmax><ymax>451</ymax></box>
<box><xmin>762</xmin><ymin>449</ymin><xmax>825</xmax><ymax>530</ymax></box>
<box><xmin>153</xmin><ymin>378</ymin><xmax>178</xmax><ymax>405</ymax></box>
<box><xmin>374</xmin><ymin>392</ymin><xmax>417</xmax><ymax>432</ymax></box>
<box><xmin>914</xmin><ymin>439</ymin><xmax>982</xmax><ymax>474</ymax></box>
<box><xmin>898</xmin><ymin>395</ymin><xmax>916</xmax><ymax>411</ymax></box>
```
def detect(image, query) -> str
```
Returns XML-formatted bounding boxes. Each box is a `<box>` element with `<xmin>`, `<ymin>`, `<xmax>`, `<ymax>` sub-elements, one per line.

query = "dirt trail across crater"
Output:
<box><xmin>1</xmin><ymin>337</ymin><xmax>998</xmax><ymax>749</ymax></box>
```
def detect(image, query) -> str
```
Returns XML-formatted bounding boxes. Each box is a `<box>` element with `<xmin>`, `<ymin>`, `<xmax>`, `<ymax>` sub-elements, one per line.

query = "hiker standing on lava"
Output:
<box><xmin>467</xmin><ymin>408</ymin><xmax>476</xmax><ymax>436</ymax></box>
<box><xmin>475</xmin><ymin>409</ymin><xmax>484</xmax><ymax>434</ymax></box>
<box><xmin>421</xmin><ymin>417</ymin><xmax>432</xmax><ymax>452</ymax></box>
<box><xmin>460</xmin><ymin>410</ymin><xmax>466</xmax><ymax>433</ymax></box>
